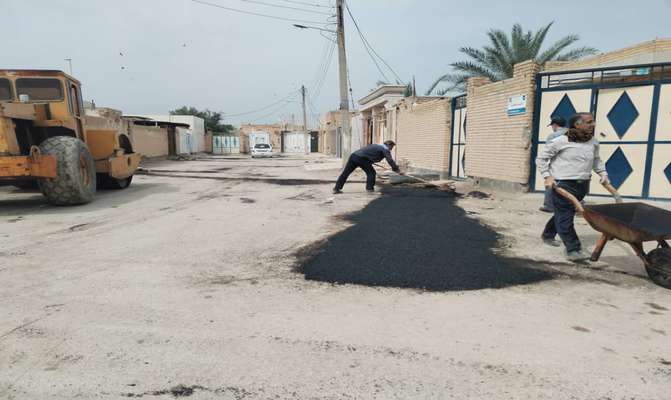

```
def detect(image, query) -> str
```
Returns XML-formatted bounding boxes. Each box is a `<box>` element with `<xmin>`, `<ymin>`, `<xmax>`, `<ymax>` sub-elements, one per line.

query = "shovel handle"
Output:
<box><xmin>553</xmin><ymin>184</ymin><xmax>585</xmax><ymax>214</ymax></box>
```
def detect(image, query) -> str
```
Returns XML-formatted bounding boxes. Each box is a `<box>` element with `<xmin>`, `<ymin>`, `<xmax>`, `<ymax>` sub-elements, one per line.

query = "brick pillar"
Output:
<box><xmin>514</xmin><ymin>60</ymin><xmax>541</xmax><ymax>187</ymax></box>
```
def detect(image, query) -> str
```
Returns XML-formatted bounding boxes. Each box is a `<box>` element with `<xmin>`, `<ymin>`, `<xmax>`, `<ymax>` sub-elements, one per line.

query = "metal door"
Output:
<box><xmin>531</xmin><ymin>63</ymin><xmax>671</xmax><ymax>200</ymax></box>
<box><xmin>532</xmin><ymin>88</ymin><xmax>592</xmax><ymax>192</ymax></box>
<box><xmin>449</xmin><ymin>95</ymin><xmax>467</xmax><ymax>179</ymax></box>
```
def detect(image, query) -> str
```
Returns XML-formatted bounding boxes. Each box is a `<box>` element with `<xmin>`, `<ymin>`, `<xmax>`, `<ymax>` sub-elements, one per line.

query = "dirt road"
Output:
<box><xmin>1</xmin><ymin>154</ymin><xmax>669</xmax><ymax>399</ymax></box>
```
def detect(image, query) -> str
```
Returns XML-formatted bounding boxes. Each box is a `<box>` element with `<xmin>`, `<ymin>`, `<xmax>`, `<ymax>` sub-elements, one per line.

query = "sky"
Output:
<box><xmin>3</xmin><ymin>0</ymin><xmax>670</xmax><ymax>127</ymax></box>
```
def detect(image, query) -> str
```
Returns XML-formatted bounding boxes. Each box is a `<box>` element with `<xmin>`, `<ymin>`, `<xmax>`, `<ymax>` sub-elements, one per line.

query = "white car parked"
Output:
<box><xmin>251</xmin><ymin>143</ymin><xmax>273</xmax><ymax>158</ymax></box>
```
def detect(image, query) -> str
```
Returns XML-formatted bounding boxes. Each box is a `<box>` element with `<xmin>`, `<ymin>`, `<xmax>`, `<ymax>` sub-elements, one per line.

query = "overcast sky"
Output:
<box><xmin>3</xmin><ymin>0</ymin><xmax>670</xmax><ymax>126</ymax></box>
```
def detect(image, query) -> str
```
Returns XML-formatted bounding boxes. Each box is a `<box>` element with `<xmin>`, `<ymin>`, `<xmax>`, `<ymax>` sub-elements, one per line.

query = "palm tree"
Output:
<box><xmin>426</xmin><ymin>22</ymin><xmax>598</xmax><ymax>95</ymax></box>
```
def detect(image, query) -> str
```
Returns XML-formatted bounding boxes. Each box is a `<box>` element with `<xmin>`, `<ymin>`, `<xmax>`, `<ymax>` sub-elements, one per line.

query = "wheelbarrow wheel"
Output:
<box><xmin>646</xmin><ymin>248</ymin><xmax>671</xmax><ymax>289</ymax></box>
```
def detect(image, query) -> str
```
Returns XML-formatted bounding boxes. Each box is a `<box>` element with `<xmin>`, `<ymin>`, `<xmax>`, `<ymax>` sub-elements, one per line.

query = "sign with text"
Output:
<box><xmin>507</xmin><ymin>94</ymin><xmax>527</xmax><ymax>116</ymax></box>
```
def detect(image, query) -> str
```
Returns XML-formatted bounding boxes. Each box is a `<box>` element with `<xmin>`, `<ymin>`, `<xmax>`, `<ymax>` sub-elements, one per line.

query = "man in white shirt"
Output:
<box><xmin>540</xmin><ymin>116</ymin><xmax>568</xmax><ymax>213</ymax></box>
<box><xmin>536</xmin><ymin>112</ymin><xmax>610</xmax><ymax>262</ymax></box>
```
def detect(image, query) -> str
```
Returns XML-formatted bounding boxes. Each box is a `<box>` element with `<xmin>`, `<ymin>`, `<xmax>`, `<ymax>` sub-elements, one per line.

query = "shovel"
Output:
<box><xmin>373</xmin><ymin>163</ymin><xmax>450</xmax><ymax>190</ymax></box>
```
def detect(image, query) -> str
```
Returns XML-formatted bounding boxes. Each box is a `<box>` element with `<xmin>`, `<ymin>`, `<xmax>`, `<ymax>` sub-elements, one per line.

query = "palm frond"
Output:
<box><xmin>511</xmin><ymin>23</ymin><xmax>526</xmax><ymax>60</ymax></box>
<box><xmin>459</xmin><ymin>46</ymin><xmax>489</xmax><ymax>66</ymax></box>
<box><xmin>555</xmin><ymin>46</ymin><xmax>599</xmax><ymax>61</ymax></box>
<box><xmin>487</xmin><ymin>29</ymin><xmax>514</xmax><ymax>67</ymax></box>
<box><xmin>450</xmin><ymin>60</ymin><xmax>499</xmax><ymax>82</ymax></box>
<box><xmin>483</xmin><ymin>45</ymin><xmax>513</xmax><ymax>78</ymax></box>
<box><xmin>536</xmin><ymin>34</ymin><xmax>579</xmax><ymax>64</ymax></box>
<box><xmin>530</xmin><ymin>22</ymin><xmax>553</xmax><ymax>57</ymax></box>
<box><xmin>425</xmin><ymin>74</ymin><xmax>452</xmax><ymax>95</ymax></box>
<box><xmin>427</xmin><ymin>22</ymin><xmax>596</xmax><ymax>91</ymax></box>
<box><xmin>425</xmin><ymin>74</ymin><xmax>470</xmax><ymax>95</ymax></box>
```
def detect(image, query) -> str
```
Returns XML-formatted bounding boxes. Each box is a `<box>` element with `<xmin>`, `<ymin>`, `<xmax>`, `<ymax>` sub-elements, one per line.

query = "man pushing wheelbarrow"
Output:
<box><xmin>536</xmin><ymin>112</ymin><xmax>610</xmax><ymax>262</ymax></box>
<box><xmin>536</xmin><ymin>112</ymin><xmax>671</xmax><ymax>288</ymax></box>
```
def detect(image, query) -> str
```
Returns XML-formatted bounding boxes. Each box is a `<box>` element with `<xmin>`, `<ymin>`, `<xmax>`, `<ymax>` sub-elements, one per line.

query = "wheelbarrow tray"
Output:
<box><xmin>583</xmin><ymin>202</ymin><xmax>671</xmax><ymax>243</ymax></box>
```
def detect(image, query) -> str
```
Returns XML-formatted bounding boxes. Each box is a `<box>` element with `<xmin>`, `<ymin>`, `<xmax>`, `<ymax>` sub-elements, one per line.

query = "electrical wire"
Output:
<box><xmin>251</xmin><ymin>99</ymin><xmax>299</xmax><ymax>123</ymax></box>
<box><xmin>345</xmin><ymin>2</ymin><xmax>403</xmax><ymax>83</ymax></box>
<box><xmin>191</xmin><ymin>0</ymin><xmax>330</xmax><ymax>24</ymax></box>
<box><xmin>223</xmin><ymin>90</ymin><xmax>300</xmax><ymax>117</ymax></box>
<box><xmin>310</xmin><ymin>38</ymin><xmax>336</xmax><ymax>101</ymax></box>
<box><xmin>272</xmin><ymin>0</ymin><xmax>333</xmax><ymax>9</ymax></box>
<box><xmin>308</xmin><ymin>37</ymin><xmax>333</xmax><ymax>91</ymax></box>
<box><xmin>236</xmin><ymin>0</ymin><xmax>333</xmax><ymax>16</ymax></box>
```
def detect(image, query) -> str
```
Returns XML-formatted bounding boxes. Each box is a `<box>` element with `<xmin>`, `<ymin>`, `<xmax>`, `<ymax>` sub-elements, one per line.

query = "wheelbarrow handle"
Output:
<box><xmin>553</xmin><ymin>184</ymin><xmax>585</xmax><ymax>214</ymax></box>
<box><xmin>602</xmin><ymin>182</ymin><xmax>624</xmax><ymax>203</ymax></box>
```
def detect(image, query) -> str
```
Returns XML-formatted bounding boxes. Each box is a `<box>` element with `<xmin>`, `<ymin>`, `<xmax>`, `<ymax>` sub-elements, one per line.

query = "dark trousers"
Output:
<box><xmin>335</xmin><ymin>154</ymin><xmax>376</xmax><ymax>191</ymax></box>
<box><xmin>542</xmin><ymin>187</ymin><xmax>554</xmax><ymax>210</ymax></box>
<box><xmin>542</xmin><ymin>180</ymin><xmax>590</xmax><ymax>253</ymax></box>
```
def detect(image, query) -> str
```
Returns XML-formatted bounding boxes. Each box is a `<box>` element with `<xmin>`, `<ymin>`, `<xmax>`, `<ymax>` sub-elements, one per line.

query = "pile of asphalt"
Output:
<box><xmin>296</xmin><ymin>186</ymin><xmax>555</xmax><ymax>291</ymax></box>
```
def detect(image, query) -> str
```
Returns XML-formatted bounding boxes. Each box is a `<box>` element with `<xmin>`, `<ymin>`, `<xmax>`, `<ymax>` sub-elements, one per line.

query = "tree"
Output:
<box><xmin>170</xmin><ymin>106</ymin><xmax>234</xmax><ymax>133</ymax></box>
<box><xmin>426</xmin><ymin>22</ymin><xmax>598</xmax><ymax>95</ymax></box>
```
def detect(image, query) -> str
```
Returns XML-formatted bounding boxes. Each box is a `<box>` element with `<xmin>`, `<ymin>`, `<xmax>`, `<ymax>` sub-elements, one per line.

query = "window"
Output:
<box><xmin>254</xmin><ymin>143</ymin><xmax>270</xmax><ymax>149</ymax></box>
<box><xmin>16</xmin><ymin>78</ymin><xmax>63</xmax><ymax>101</ymax></box>
<box><xmin>0</xmin><ymin>78</ymin><xmax>12</xmax><ymax>101</ymax></box>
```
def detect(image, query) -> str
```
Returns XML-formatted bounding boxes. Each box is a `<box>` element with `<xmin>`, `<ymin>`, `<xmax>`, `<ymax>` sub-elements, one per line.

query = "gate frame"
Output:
<box><xmin>529</xmin><ymin>62</ymin><xmax>671</xmax><ymax>200</ymax></box>
<box><xmin>449</xmin><ymin>94</ymin><xmax>468</xmax><ymax>179</ymax></box>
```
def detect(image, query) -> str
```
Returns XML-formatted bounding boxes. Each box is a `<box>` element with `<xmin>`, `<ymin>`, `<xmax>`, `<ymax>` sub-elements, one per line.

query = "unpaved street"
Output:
<box><xmin>1</xmin><ymin>155</ymin><xmax>670</xmax><ymax>399</ymax></box>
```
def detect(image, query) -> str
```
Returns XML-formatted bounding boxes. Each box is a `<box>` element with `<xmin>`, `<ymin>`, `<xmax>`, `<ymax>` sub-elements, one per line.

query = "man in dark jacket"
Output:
<box><xmin>333</xmin><ymin>140</ymin><xmax>402</xmax><ymax>194</ymax></box>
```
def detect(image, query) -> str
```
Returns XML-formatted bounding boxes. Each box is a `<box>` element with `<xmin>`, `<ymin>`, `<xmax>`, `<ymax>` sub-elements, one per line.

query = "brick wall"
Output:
<box><xmin>465</xmin><ymin>60</ymin><xmax>540</xmax><ymax>186</ymax></box>
<box><xmin>544</xmin><ymin>39</ymin><xmax>671</xmax><ymax>72</ymax></box>
<box><xmin>395</xmin><ymin>97</ymin><xmax>452</xmax><ymax>175</ymax></box>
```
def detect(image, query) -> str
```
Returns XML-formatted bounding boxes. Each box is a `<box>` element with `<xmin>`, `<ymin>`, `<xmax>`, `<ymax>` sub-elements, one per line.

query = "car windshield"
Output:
<box><xmin>254</xmin><ymin>144</ymin><xmax>270</xmax><ymax>149</ymax></box>
<box><xmin>15</xmin><ymin>78</ymin><xmax>63</xmax><ymax>101</ymax></box>
<box><xmin>0</xmin><ymin>78</ymin><xmax>12</xmax><ymax>101</ymax></box>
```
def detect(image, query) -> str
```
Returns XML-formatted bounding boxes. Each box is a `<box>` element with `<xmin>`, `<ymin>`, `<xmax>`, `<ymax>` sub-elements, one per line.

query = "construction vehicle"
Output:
<box><xmin>0</xmin><ymin>69</ymin><xmax>140</xmax><ymax>205</ymax></box>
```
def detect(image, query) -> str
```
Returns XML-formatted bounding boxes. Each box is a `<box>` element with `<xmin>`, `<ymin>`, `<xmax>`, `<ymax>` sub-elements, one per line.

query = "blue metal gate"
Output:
<box><xmin>530</xmin><ymin>62</ymin><xmax>671</xmax><ymax>200</ymax></box>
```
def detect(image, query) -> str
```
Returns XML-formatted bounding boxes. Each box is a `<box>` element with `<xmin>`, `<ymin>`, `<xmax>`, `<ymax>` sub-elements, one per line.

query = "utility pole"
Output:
<box><xmin>301</xmin><ymin>85</ymin><xmax>310</xmax><ymax>154</ymax></box>
<box><xmin>64</xmin><ymin>58</ymin><xmax>73</xmax><ymax>75</ymax></box>
<box><xmin>335</xmin><ymin>0</ymin><xmax>350</xmax><ymax>162</ymax></box>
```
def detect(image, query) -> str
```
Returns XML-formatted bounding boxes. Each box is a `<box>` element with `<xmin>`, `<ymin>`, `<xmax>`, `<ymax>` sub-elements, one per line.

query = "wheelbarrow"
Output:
<box><xmin>555</xmin><ymin>186</ymin><xmax>671</xmax><ymax>289</ymax></box>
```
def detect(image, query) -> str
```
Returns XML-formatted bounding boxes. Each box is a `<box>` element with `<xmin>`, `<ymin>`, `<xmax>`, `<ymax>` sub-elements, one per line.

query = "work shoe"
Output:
<box><xmin>539</xmin><ymin>206</ymin><xmax>554</xmax><ymax>213</ymax></box>
<box><xmin>541</xmin><ymin>236</ymin><xmax>561</xmax><ymax>247</ymax></box>
<box><xmin>566</xmin><ymin>250</ymin><xmax>590</xmax><ymax>262</ymax></box>
<box><xmin>332</xmin><ymin>189</ymin><xmax>343</xmax><ymax>194</ymax></box>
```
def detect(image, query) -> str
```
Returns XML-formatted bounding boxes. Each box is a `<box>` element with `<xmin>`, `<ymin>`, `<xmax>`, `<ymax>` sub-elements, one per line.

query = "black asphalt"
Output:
<box><xmin>296</xmin><ymin>186</ymin><xmax>556</xmax><ymax>291</ymax></box>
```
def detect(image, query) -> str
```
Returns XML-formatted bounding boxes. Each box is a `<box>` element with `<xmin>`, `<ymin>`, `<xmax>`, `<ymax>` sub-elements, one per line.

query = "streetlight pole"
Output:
<box><xmin>335</xmin><ymin>0</ymin><xmax>350</xmax><ymax>162</ymax></box>
<box><xmin>293</xmin><ymin>0</ymin><xmax>350</xmax><ymax>162</ymax></box>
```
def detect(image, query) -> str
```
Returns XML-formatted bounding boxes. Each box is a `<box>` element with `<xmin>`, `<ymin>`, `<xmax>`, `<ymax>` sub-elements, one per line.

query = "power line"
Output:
<box><xmin>310</xmin><ymin>38</ymin><xmax>336</xmax><ymax>101</ymax></box>
<box><xmin>345</xmin><ymin>2</ymin><xmax>403</xmax><ymax>83</ymax></box>
<box><xmin>250</xmin><ymin>99</ymin><xmax>299</xmax><ymax>123</ymax></box>
<box><xmin>236</xmin><ymin>0</ymin><xmax>333</xmax><ymax>16</ymax></box>
<box><xmin>272</xmin><ymin>0</ymin><xmax>333</xmax><ymax>9</ymax></box>
<box><xmin>191</xmin><ymin>0</ymin><xmax>329</xmax><ymax>24</ymax></box>
<box><xmin>223</xmin><ymin>90</ymin><xmax>299</xmax><ymax>117</ymax></box>
<box><xmin>308</xmin><ymin>36</ymin><xmax>333</xmax><ymax>90</ymax></box>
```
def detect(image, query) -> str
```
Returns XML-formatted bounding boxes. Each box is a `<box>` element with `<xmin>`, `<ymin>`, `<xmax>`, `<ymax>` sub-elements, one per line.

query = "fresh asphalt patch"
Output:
<box><xmin>295</xmin><ymin>186</ymin><xmax>556</xmax><ymax>291</ymax></box>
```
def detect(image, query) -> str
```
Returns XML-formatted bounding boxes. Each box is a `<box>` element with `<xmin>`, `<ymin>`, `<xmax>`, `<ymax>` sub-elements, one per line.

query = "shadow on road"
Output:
<box><xmin>0</xmin><ymin>182</ymin><xmax>178</xmax><ymax>216</ymax></box>
<box><xmin>295</xmin><ymin>186</ymin><xmax>556</xmax><ymax>291</ymax></box>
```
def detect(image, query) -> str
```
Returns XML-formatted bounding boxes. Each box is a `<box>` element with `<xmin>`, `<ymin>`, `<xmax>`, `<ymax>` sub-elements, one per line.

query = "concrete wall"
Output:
<box><xmin>129</xmin><ymin>125</ymin><xmax>169</xmax><ymax>157</ymax></box>
<box><xmin>204</xmin><ymin>132</ymin><xmax>213</xmax><ymax>153</ymax></box>
<box><xmin>465</xmin><ymin>60</ymin><xmax>540</xmax><ymax>189</ymax></box>
<box><xmin>395</xmin><ymin>97</ymin><xmax>452</xmax><ymax>176</ymax></box>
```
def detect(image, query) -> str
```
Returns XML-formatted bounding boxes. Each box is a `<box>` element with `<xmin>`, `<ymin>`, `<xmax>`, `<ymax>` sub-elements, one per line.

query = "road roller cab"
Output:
<box><xmin>0</xmin><ymin>69</ymin><xmax>140</xmax><ymax>205</ymax></box>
